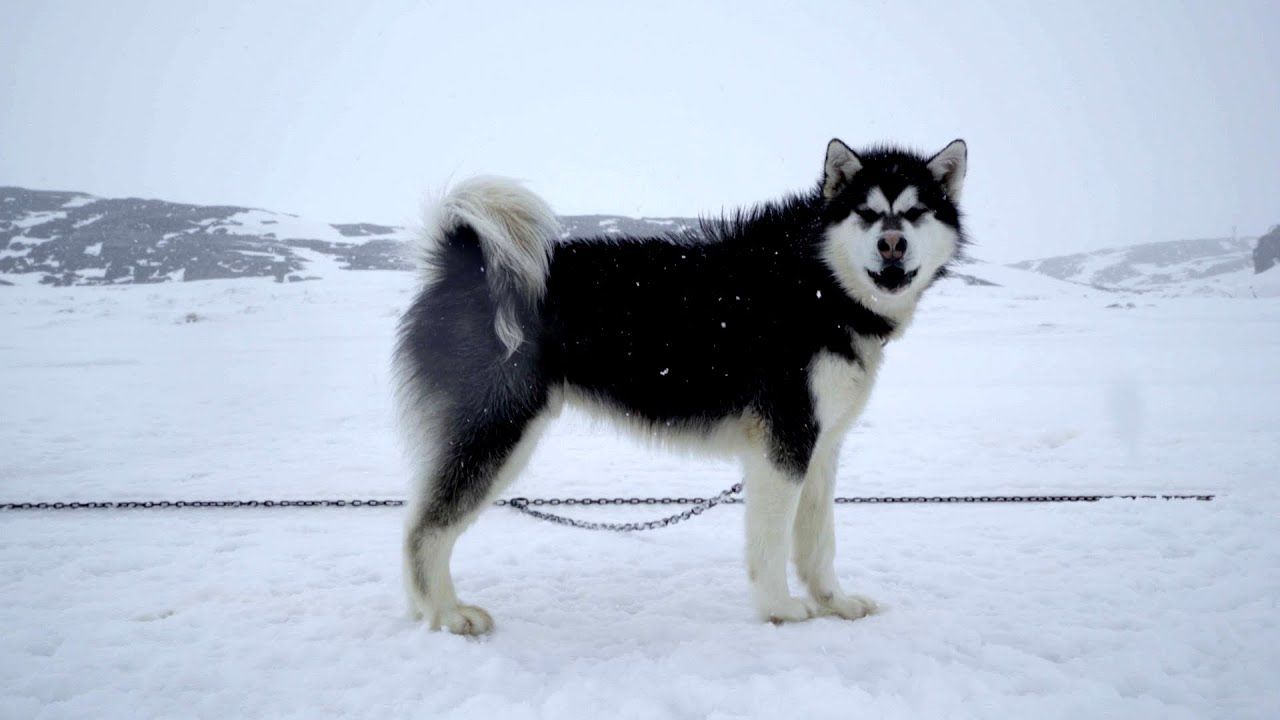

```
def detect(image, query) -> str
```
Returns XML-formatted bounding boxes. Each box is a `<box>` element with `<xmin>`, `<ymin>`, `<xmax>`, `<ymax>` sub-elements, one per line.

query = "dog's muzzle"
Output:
<box><xmin>866</xmin><ymin>264</ymin><xmax>918</xmax><ymax>292</ymax></box>
<box><xmin>867</xmin><ymin>232</ymin><xmax>917</xmax><ymax>291</ymax></box>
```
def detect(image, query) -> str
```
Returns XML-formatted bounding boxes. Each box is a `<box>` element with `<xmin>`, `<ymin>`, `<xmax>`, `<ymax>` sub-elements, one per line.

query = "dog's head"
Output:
<box><xmin>819</xmin><ymin>139</ymin><xmax>967</xmax><ymax>311</ymax></box>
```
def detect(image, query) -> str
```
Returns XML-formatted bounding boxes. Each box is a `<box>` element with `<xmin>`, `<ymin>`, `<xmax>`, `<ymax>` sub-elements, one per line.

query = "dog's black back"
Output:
<box><xmin>542</xmin><ymin>195</ymin><xmax>896</xmax><ymax>449</ymax></box>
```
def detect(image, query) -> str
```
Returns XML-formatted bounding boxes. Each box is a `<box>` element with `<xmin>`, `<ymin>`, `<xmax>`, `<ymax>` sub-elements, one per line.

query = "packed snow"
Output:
<box><xmin>1</xmin><ymin>268</ymin><xmax>1277</xmax><ymax>719</ymax></box>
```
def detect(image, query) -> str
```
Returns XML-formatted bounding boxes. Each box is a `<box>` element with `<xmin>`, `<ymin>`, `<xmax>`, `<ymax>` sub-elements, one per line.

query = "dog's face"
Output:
<box><xmin>819</xmin><ymin>139</ymin><xmax>967</xmax><ymax>311</ymax></box>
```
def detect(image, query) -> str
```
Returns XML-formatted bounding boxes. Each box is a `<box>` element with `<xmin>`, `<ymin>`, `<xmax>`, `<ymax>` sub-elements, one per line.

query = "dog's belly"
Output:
<box><xmin>557</xmin><ymin>359</ymin><xmax>755</xmax><ymax>419</ymax></box>
<box><xmin>555</xmin><ymin>383</ymin><xmax>758</xmax><ymax>458</ymax></box>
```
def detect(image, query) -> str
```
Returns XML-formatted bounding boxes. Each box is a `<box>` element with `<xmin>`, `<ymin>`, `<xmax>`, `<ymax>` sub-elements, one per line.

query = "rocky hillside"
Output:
<box><xmin>0</xmin><ymin>187</ymin><xmax>696</xmax><ymax>287</ymax></box>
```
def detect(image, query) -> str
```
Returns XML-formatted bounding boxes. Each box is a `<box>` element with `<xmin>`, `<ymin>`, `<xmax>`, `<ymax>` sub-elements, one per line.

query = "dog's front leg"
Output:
<box><xmin>744</xmin><ymin>456</ymin><xmax>820</xmax><ymax>623</ymax></box>
<box><xmin>792</xmin><ymin>442</ymin><xmax>879</xmax><ymax>620</ymax></box>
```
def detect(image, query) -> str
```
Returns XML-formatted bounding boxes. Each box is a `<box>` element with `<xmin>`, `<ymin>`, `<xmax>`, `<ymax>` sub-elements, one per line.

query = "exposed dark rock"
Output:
<box><xmin>333</xmin><ymin>222</ymin><xmax>401</xmax><ymax>238</ymax></box>
<box><xmin>1254</xmin><ymin>226</ymin><xmax>1280</xmax><ymax>274</ymax></box>
<box><xmin>950</xmin><ymin>273</ymin><xmax>999</xmax><ymax>287</ymax></box>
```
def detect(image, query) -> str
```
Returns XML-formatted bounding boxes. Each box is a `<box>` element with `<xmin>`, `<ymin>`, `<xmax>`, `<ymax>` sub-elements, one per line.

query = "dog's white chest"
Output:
<box><xmin>809</xmin><ymin>339</ymin><xmax>883</xmax><ymax>436</ymax></box>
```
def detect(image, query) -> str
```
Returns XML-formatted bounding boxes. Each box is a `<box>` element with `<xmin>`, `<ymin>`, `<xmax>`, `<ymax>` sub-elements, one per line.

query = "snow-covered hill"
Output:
<box><xmin>1007</xmin><ymin>235</ymin><xmax>1272</xmax><ymax>296</ymax></box>
<box><xmin>0</xmin><ymin>187</ymin><xmax>698</xmax><ymax>287</ymax></box>
<box><xmin>8</xmin><ymin>185</ymin><xmax>1268</xmax><ymax>298</ymax></box>
<box><xmin>3</xmin><ymin>186</ymin><xmax>1097</xmax><ymax>297</ymax></box>
<box><xmin>942</xmin><ymin>260</ymin><xmax>1100</xmax><ymax>298</ymax></box>
<box><xmin>0</xmin><ymin>187</ymin><xmax>405</xmax><ymax>286</ymax></box>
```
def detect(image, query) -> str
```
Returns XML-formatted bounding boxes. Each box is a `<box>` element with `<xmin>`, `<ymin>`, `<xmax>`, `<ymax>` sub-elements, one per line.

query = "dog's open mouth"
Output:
<box><xmin>866</xmin><ymin>266</ymin><xmax>919</xmax><ymax>292</ymax></box>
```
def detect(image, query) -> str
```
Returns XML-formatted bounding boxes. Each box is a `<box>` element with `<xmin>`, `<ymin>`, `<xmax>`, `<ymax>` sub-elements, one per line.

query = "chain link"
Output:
<box><xmin>0</xmin><ymin>499</ymin><xmax>409</xmax><ymax>511</ymax></box>
<box><xmin>489</xmin><ymin>489</ymin><xmax>1214</xmax><ymax>531</ymax></box>
<box><xmin>495</xmin><ymin>483</ymin><xmax>746</xmax><ymax>532</ymax></box>
<box><xmin>0</xmin><ymin>489</ymin><xmax>1215</xmax><ymax>532</ymax></box>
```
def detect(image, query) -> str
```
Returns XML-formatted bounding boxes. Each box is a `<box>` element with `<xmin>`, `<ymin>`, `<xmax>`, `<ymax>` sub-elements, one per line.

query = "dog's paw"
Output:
<box><xmin>432</xmin><ymin>604</ymin><xmax>494</xmax><ymax>635</ymax></box>
<box><xmin>818</xmin><ymin>592</ymin><xmax>880</xmax><ymax>620</ymax></box>
<box><xmin>759</xmin><ymin>596</ymin><xmax>822</xmax><ymax>625</ymax></box>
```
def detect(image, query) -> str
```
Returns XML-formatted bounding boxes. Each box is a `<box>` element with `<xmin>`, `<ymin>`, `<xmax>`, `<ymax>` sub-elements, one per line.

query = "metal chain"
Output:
<box><xmin>833</xmin><ymin>493</ymin><xmax>1217</xmax><ymax>503</ymax></box>
<box><xmin>0</xmin><ymin>488</ymin><xmax>1215</xmax><ymax>530</ymax></box>
<box><xmin>490</xmin><ymin>489</ymin><xmax>1214</xmax><ymax>531</ymax></box>
<box><xmin>495</xmin><ymin>482</ymin><xmax>745</xmax><ymax>532</ymax></box>
<box><xmin>0</xmin><ymin>499</ymin><xmax>408</xmax><ymax>510</ymax></box>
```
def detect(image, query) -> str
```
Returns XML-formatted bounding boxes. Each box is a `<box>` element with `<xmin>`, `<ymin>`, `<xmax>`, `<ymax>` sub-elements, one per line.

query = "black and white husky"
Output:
<box><xmin>396</xmin><ymin>138</ymin><xmax>968</xmax><ymax>634</ymax></box>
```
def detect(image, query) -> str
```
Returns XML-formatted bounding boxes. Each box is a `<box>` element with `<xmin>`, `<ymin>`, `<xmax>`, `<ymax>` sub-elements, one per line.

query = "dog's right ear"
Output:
<box><xmin>823</xmin><ymin>139</ymin><xmax>862</xmax><ymax>200</ymax></box>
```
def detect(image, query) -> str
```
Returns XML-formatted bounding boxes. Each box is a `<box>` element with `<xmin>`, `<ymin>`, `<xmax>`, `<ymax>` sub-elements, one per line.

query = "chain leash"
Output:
<box><xmin>0</xmin><ymin>487</ymin><xmax>1215</xmax><ymax>531</ymax></box>
<box><xmin>496</xmin><ymin>482</ymin><xmax>746</xmax><ymax>531</ymax></box>
<box><xmin>0</xmin><ymin>499</ymin><xmax>407</xmax><ymax>510</ymax></box>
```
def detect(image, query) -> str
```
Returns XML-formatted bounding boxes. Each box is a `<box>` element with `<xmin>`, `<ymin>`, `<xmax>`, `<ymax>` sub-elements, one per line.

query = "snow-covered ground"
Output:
<box><xmin>1</xmin><ymin>270</ymin><xmax>1278</xmax><ymax>719</ymax></box>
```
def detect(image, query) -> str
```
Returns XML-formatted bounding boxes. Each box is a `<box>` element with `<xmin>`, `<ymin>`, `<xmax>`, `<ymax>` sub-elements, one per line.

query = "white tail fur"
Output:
<box><xmin>420</xmin><ymin>176</ymin><xmax>560</xmax><ymax>355</ymax></box>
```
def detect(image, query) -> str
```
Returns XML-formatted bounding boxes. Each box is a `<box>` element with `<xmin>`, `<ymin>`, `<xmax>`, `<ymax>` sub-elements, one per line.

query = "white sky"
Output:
<box><xmin>1</xmin><ymin>0</ymin><xmax>1277</xmax><ymax>262</ymax></box>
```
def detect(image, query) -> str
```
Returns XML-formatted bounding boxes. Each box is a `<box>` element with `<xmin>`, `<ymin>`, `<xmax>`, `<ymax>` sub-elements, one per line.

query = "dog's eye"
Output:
<box><xmin>902</xmin><ymin>206</ymin><xmax>927</xmax><ymax>223</ymax></box>
<box><xmin>855</xmin><ymin>208</ymin><xmax>881</xmax><ymax>224</ymax></box>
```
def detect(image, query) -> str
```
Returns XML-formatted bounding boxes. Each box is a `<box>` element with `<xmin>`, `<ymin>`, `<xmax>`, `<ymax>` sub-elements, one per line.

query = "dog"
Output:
<box><xmin>396</xmin><ymin>138</ymin><xmax>968</xmax><ymax>634</ymax></box>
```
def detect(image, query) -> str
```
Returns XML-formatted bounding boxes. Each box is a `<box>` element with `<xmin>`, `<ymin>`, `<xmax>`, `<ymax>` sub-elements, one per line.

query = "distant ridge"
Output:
<box><xmin>0</xmin><ymin>186</ymin><xmax>696</xmax><ymax>287</ymax></box>
<box><xmin>1009</xmin><ymin>236</ymin><xmax>1258</xmax><ymax>292</ymax></box>
<box><xmin>3</xmin><ymin>186</ymin><xmax>1270</xmax><ymax>297</ymax></box>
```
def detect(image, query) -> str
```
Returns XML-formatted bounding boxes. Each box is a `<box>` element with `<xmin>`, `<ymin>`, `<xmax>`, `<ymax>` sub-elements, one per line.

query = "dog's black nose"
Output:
<box><xmin>877</xmin><ymin>233</ymin><xmax>907</xmax><ymax>261</ymax></box>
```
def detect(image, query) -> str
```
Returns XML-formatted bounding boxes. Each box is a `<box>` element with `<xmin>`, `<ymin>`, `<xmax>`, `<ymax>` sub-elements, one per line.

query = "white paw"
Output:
<box><xmin>406</xmin><ymin>590</ymin><xmax>427</xmax><ymax>621</ymax></box>
<box><xmin>818</xmin><ymin>592</ymin><xmax>880</xmax><ymax>620</ymax></box>
<box><xmin>758</xmin><ymin>596</ymin><xmax>822</xmax><ymax>625</ymax></box>
<box><xmin>432</xmin><ymin>604</ymin><xmax>494</xmax><ymax>635</ymax></box>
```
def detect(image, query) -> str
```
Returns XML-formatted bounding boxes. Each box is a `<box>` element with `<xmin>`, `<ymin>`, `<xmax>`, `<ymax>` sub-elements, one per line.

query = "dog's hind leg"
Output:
<box><xmin>396</xmin><ymin>175</ymin><xmax>560</xmax><ymax>634</ymax></box>
<box><xmin>403</xmin><ymin>407</ymin><xmax>550</xmax><ymax>635</ymax></box>
<box><xmin>792</xmin><ymin>437</ymin><xmax>879</xmax><ymax>620</ymax></box>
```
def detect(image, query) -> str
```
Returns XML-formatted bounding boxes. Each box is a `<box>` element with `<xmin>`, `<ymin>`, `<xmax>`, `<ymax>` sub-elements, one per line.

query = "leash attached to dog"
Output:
<box><xmin>495</xmin><ymin>487</ymin><xmax>1215</xmax><ymax>531</ymax></box>
<box><xmin>1</xmin><ymin>486</ymin><xmax>1215</xmax><ymax>532</ymax></box>
<box><xmin>498</xmin><ymin>483</ymin><xmax>747</xmax><ymax>532</ymax></box>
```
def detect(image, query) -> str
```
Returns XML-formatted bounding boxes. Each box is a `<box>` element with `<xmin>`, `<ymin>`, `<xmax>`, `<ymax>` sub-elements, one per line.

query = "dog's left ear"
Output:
<box><xmin>927</xmin><ymin>139</ymin><xmax>967</xmax><ymax>201</ymax></box>
<box><xmin>823</xmin><ymin>139</ymin><xmax>862</xmax><ymax>200</ymax></box>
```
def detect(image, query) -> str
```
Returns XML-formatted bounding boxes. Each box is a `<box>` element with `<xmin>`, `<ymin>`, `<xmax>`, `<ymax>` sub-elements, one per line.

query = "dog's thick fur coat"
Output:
<box><xmin>396</xmin><ymin>139</ymin><xmax>968</xmax><ymax>633</ymax></box>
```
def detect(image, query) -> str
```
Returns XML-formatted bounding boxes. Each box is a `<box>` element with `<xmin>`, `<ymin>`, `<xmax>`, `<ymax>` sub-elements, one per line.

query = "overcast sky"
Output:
<box><xmin>2</xmin><ymin>0</ymin><xmax>1277</xmax><ymax>262</ymax></box>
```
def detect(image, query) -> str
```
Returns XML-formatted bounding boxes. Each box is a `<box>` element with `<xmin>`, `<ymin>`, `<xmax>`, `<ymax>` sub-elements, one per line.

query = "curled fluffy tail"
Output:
<box><xmin>418</xmin><ymin>176</ymin><xmax>560</xmax><ymax>355</ymax></box>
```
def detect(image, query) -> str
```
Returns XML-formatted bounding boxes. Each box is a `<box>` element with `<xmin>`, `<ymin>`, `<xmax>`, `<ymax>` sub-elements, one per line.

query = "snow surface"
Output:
<box><xmin>1252</xmin><ymin>267</ymin><xmax>1280</xmax><ymax>298</ymax></box>
<box><xmin>938</xmin><ymin>261</ymin><xmax>1097</xmax><ymax>299</ymax></box>
<box><xmin>60</xmin><ymin>195</ymin><xmax>96</xmax><ymax>209</ymax></box>
<box><xmin>11</xmin><ymin>210</ymin><xmax>67</xmax><ymax>229</ymax></box>
<box><xmin>1166</xmin><ymin>266</ymin><xmax>1280</xmax><ymax>299</ymax></box>
<box><xmin>1</xmin><ymin>271</ymin><xmax>1278</xmax><ymax>719</ymax></box>
<box><xmin>212</xmin><ymin>209</ymin><xmax>401</xmax><ymax>245</ymax></box>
